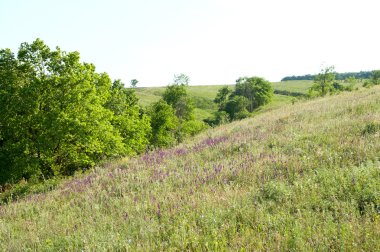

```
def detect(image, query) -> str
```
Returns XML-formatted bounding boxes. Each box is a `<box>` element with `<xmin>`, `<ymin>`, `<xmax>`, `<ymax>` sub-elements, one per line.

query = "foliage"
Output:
<box><xmin>148</xmin><ymin>99</ymin><xmax>178</xmax><ymax>147</ymax></box>
<box><xmin>213</xmin><ymin>86</ymin><xmax>231</xmax><ymax>110</ymax></box>
<box><xmin>130</xmin><ymin>79</ymin><xmax>138</xmax><ymax>88</ymax></box>
<box><xmin>173</xmin><ymin>73</ymin><xmax>190</xmax><ymax>85</ymax></box>
<box><xmin>371</xmin><ymin>70</ymin><xmax>380</xmax><ymax>85</ymax></box>
<box><xmin>345</xmin><ymin>75</ymin><xmax>356</xmax><ymax>91</ymax></box>
<box><xmin>211</xmin><ymin>77</ymin><xmax>273</xmax><ymax>123</ymax></box>
<box><xmin>0</xmin><ymin>39</ymin><xmax>151</xmax><ymax>184</ymax></box>
<box><xmin>105</xmin><ymin>80</ymin><xmax>151</xmax><ymax>155</ymax></box>
<box><xmin>282</xmin><ymin>70</ymin><xmax>373</xmax><ymax>81</ymax></box>
<box><xmin>234</xmin><ymin>76</ymin><xmax>273</xmax><ymax>112</ymax></box>
<box><xmin>223</xmin><ymin>95</ymin><xmax>250</xmax><ymax>120</ymax></box>
<box><xmin>309</xmin><ymin>66</ymin><xmax>336</xmax><ymax>96</ymax></box>
<box><xmin>162</xmin><ymin>82</ymin><xmax>194</xmax><ymax>121</ymax></box>
<box><xmin>175</xmin><ymin>120</ymin><xmax>208</xmax><ymax>142</ymax></box>
<box><xmin>204</xmin><ymin>111</ymin><xmax>230</xmax><ymax>126</ymax></box>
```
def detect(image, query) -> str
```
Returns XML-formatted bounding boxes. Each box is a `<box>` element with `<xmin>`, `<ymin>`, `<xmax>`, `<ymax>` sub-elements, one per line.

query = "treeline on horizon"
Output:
<box><xmin>281</xmin><ymin>71</ymin><xmax>372</xmax><ymax>81</ymax></box>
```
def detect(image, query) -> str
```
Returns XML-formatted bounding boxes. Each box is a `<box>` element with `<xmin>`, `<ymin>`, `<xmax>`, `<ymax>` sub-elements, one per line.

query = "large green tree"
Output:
<box><xmin>234</xmin><ymin>77</ymin><xmax>273</xmax><ymax>112</ymax></box>
<box><xmin>162</xmin><ymin>74</ymin><xmax>194</xmax><ymax>121</ymax></box>
<box><xmin>0</xmin><ymin>39</ymin><xmax>128</xmax><ymax>183</ymax></box>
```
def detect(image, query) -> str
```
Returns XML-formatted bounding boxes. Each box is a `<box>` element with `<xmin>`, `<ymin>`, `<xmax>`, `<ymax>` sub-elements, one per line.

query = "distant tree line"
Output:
<box><xmin>308</xmin><ymin>66</ymin><xmax>380</xmax><ymax>97</ymax></box>
<box><xmin>282</xmin><ymin>71</ymin><xmax>372</xmax><ymax>81</ymax></box>
<box><xmin>0</xmin><ymin>39</ymin><xmax>206</xmax><ymax>185</ymax></box>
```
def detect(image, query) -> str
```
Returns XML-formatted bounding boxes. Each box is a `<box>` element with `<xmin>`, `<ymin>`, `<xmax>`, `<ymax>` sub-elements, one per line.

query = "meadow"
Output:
<box><xmin>1</xmin><ymin>85</ymin><xmax>379</xmax><ymax>251</ymax></box>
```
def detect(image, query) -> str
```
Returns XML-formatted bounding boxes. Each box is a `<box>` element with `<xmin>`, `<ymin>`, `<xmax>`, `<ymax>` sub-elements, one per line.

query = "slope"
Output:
<box><xmin>1</xmin><ymin>86</ymin><xmax>379</xmax><ymax>251</ymax></box>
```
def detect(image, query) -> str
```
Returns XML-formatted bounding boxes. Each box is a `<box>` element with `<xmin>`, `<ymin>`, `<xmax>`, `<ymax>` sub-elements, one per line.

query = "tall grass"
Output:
<box><xmin>1</xmin><ymin>86</ymin><xmax>379</xmax><ymax>251</ymax></box>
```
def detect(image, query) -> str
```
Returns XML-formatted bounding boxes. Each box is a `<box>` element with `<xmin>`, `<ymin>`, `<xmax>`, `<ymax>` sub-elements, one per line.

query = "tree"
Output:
<box><xmin>371</xmin><ymin>70</ymin><xmax>380</xmax><ymax>85</ymax></box>
<box><xmin>106</xmin><ymin>80</ymin><xmax>151</xmax><ymax>155</ymax></box>
<box><xmin>234</xmin><ymin>77</ymin><xmax>273</xmax><ymax>112</ymax></box>
<box><xmin>214</xmin><ymin>86</ymin><xmax>231</xmax><ymax>110</ymax></box>
<box><xmin>148</xmin><ymin>100</ymin><xmax>178</xmax><ymax>147</ymax></box>
<box><xmin>130</xmin><ymin>79</ymin><xmax>138</xmax><ymax>88</ymax></box>
<box><xmin>162</xmin><ymin>80</ymin><xmax>194</xmax><ymax>121</ymax></box>
<box><xmin>0</xmin><ymin>39</ymin><xmax>156</xmax><ymax>184</ymax></box>
<box><xmin>173</xmin><ymin>73</ymin><xmax>190</xmax><ymax>85</ymax></box>
<box><xmin>309</xmin><ymin>66</ymin><xmax>336</xmax><ymax>96</ymax></box>
<box><xmin>224</xmin><ymin>96</ymin><xmax>249</xmax><ymax>120</ymax></box>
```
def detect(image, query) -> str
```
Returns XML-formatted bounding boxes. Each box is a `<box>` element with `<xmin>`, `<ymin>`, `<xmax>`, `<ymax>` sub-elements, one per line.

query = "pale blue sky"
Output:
<box><xmin>1</xmin><ymin>0</ymin><xmax>379</xmax><ymax>86</ymax></box>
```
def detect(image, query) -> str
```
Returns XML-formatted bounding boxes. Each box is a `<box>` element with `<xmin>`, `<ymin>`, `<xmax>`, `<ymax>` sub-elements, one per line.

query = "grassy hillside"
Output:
<box><xmin>1</xmin><ymin>86</ymin><xmax>379</xmax><ymax>250</ymax></box>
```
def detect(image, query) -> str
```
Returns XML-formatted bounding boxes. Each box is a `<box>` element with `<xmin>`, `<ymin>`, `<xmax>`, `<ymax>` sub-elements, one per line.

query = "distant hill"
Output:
<box><xmin>281</xmin><ymin>71</ymin><xmax>372</xmax><ymax>81</ymax></box>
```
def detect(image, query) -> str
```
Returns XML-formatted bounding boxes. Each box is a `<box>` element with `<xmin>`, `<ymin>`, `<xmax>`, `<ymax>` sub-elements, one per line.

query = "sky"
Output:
<box><xmin>1</xmin><ymin>0</ymin><xmax>379</xmax><ymax>86</ymax></box>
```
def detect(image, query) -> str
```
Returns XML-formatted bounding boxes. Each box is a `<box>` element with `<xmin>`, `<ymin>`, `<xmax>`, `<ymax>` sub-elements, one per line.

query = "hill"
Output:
<box><xmin>1</xmin><ymin>86</ymin><xmax>379</xmax><ymax>250</ymax></box>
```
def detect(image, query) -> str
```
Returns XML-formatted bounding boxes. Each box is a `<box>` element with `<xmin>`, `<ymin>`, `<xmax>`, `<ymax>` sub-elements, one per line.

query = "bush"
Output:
<box><xmin>175</xmin><ymin>120</ymin><xmax>209</xmax><ymax>142</ymax></box>
<box><xmin>148</xmin><ymin>100</ymin><xmax>178</xmax><ymax>148</ymax></box>
<box><xmin>234</xmin><ymin>77</ymin><xmax>273</xmax><ymax>112</ymax></box>
<box><xmin>224</xmin><ymin>96</ymin><xmax>249</xmax><ymax>120</ymax></box>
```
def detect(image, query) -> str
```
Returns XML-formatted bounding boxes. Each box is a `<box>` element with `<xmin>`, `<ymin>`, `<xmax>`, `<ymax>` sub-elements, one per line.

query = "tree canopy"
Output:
<box><xmin>309</xmin><ymin>66</ymin><xmax>336</xmax><ymax>96</ymax></box>
<box><xmin>234</xmin><ymin>77</ymin><xmax>273</xmax><ymax>112</ymax></box>
<box><xmin>211</xmin><ymin>76</ymin><xmax>273</xmax><ymax>124</ymax></box>
<box><xmin>0</xmin><ymin>39</ymin><xmax>152</xmax><ymax>184</ymax></box>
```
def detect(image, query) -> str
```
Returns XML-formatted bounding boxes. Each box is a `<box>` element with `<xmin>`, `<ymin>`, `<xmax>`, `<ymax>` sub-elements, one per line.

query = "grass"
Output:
<box><xmin>272</xmin><ymin>80</ymin><xmax>313</xmax><ymax>97</ymax></box>
<box><xmin>1</xmin><ymin>86</ymin><xmax>379</xmax><ymax>250</ymax></box>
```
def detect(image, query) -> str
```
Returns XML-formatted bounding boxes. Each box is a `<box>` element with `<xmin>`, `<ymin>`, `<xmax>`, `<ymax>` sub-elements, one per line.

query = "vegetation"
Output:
<box><xmin>162</xmin><ymin>77</ymin><xmax>194</xmax><ymax>121</ymax></box>
<box><xmin>282</xmin><ymin>70</ymin><xmax>373</xmax><ymax>81</ymax></box>
<box><xmin>147</xmin><ymin>100</ymin><xmax>178</xmax><ymax>148</ymax></box>
<box><xmin>309</xmin><ymin>66</ymin><xmax>337</xmax><ymax>96</ymax></box>
<box><xmin>211</xmin><ymin>77</ymin><xmax>273</xmax><ymax>123</ymax></box>
<box><xmin>1</xmin><ymin>85</ymin><xmax>379</xmax><ymax>250</ymax></box>
<box><xmin>309</xmin><ymin>66</ymin><xmax>356</xmax><ymax>97</ymax></box>
<box><xmin>0</xmin><ymin>40</ymin><xmax>205</xmax><ymax>185</ymax></box>
<box><xmin>234</xmin><ymin>76</ymin><xmax>273</xmax><ymax>112</ymax></box>
<box><xmin>364</xmin><ymin>70</ymin><xmax>380</xmax><ymax>87</ymax></box>
<box><xmin>1</xmin><ymin>38</ymin><xmax>379</xmax><ymax>251</ymax></box>
<box><xmin>130</xmin><ymin>79</ymin><xmax>138</xmax><ymax>88</ymax></box>
<box><xmin>0</xmin><ymin>39</ymin><xmax>133</xmax><ymax>184</ymax></box>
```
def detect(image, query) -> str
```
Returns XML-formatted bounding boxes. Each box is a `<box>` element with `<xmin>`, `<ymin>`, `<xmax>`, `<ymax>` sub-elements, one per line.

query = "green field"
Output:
<box><xmin>1</xmin><ymin>85</ymin><xmax>379</xmax><ymax>250</ymax></box>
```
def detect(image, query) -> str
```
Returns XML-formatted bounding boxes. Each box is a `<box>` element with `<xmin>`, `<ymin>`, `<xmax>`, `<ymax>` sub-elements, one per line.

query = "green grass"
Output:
<box><xmin>1</xmin><ymin>86</ymin><xmax>379</xmax><ymax>251</ymax></box>
<box><xmin>272</xmin><ymin>80</ymin><xmax>313</xmax><ymax>96</ymax></box>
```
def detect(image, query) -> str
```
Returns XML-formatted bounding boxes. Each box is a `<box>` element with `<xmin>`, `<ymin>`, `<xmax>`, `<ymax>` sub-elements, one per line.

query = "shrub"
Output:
<box><xmin>148</xmin><ymin>100</ymin><xmax>178</xmax><ymax>148</ymax></box>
